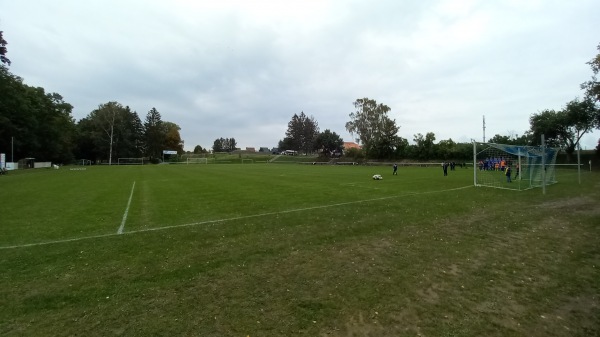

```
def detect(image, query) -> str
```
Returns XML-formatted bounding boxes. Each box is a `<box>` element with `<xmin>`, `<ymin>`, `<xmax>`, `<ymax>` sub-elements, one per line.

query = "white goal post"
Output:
<box><xmin>187</xmin><ymin>157</ymin><xmax>208</xmax><ymax>164</ymax></box>
<box><xmin>473</xmin><ymin>141</ymin><xmax>559</xmax><ymax>191</ymax></box>
<box><xmin>118</xmin><ymin>158</ymin><xmax>144</xmax><ymax>165</ymax></box>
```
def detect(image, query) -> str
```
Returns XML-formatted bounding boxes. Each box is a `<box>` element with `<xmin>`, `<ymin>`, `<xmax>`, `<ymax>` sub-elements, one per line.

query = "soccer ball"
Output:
<box><xmin>372</xmin><ymin>174</ymin><xmax>383</xmax><ymax>180</ymax></box>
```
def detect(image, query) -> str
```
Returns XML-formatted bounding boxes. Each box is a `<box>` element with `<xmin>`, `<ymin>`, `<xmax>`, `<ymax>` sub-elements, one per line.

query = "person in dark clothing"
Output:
<box><xmin>393</xmin><ymin>163</ymin><xmax>398</xmax><ymax>175</ymax></box>
<box><xmin>442</xmin><ymin>162</ymin><xmax>448</xmax><ymax>176</ymax></box>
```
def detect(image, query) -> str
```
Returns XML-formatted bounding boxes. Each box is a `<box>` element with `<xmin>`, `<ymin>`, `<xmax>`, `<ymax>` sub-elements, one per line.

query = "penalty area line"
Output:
<box><xmin>0</xmin><ymin>185</ymin><xmax>472</xmax><ymax>250</ymax></box>
<box><xmin>117</xmin><ymin>181</ymin><xmax>136</xmax><ymax>234</ymax></box>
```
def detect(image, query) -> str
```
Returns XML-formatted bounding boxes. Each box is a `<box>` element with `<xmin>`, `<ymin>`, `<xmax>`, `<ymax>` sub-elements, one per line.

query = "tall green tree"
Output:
<box><xmin>0</xmin><ymin>67</ymin><xmax>32</xmax><ymax>160</ymax></box>
<box><xmin>436</xmin><ymin>139</ymin><xmax>456</xmax><ymax>160</ymax></box>
<box><xmin>285</xmin><ymin>111</ymin><xmax>319</xmax><ymax>154</ymax></box>
<box><xmin>393</xmin><ymin>137</ymin><xmax>410</xmax><ymax>159</ymax></box>
<box><xmin>369</xmin><ymin>116</ymin><xmax>402</xmax><ymax>159</ymax></box>
<box><xmin>0</xmin><ymin>31</ymin><xmax>10</xmax><ymax>66</ymax></box>
<box><xmin>313</xmin><ymin>129</ymin><xmax>344</xmax><ymax>157</ymax></box>
<box><xmin>0</xmin><ymin>65</ymin><xmax>76</xmax><ymax>163</ymax></box>
<box><xmin>581</xmin><ymin>43</ymin><xmax>600</xmax><ymax>102</ymax></box>
<box><xmin>562</xmin><ymin>97</ymin><xmax>599</xmax><ymax>153</ymax></box>
<box><xmin>113</xmin><ymin>107</ymin><xmax>144</xmax><ymax>159</ymax></box>
<box><xmin>346</xmin><ymin>98</ymin><xmax>400</xmax><ymax>158</ymax></box>
<box><xmin>212</xmin><ymin>137</ymin><xmax>236</xmax><ymax>152</ymax></box>
<box><xmin>42</xmin><ymin>93</ymin><xmax>76</xmax><ymax>163</ymax></box>
<box><xmin>278</xmin><ymin>137</ymin><xmax>295</xmax><ymax>152</ymax></box>
<box><xmin>412</xmin><ymin>132</ymin><xmax>436</xmax><ymax>160</ymax></box>
<box><xmin>227</xmin><ymin>138</ymin><xmax>237</xmax><ymax>152</ymax></box>
<box><xmin>529</xmin><ymin>97</ymin><xmax>599</xmax><ymax>156</ymax></box>
<box><xmin>91</xmin><ymin>102</ymin><xmax>122</xmax><ymax>165</ymax></box>
<box><xmin>74</xmin><ymin>117</ymin><xmax>103</xmax><ymax>162</ymax></box>
<box><xmin>212</xmin><ymin>138</ymin><xmax>224</xmax><ymax>152</ymax></box>
<box><xmin>488</xmin><ymin>132</ymin><xmax>532</xmax><ymax>145</ymax></box>
<box><xmin>144</xmin><ymin>107</ymin><xmax>166</xmax><ymax>160</ymax></box>
<box><xmin>164</xmin><ymin>122</ymin><xmax>184</xmax><ymax>154</ymax></box>
<box><xmin>76</xmin><ymin>102</ymin><xmax>142</xmax><ymax>164</ymax></box>
<box><xmin>193</xmin><ymin>145</ymin><xmax>207</xmax><ymax>154</ymax></box>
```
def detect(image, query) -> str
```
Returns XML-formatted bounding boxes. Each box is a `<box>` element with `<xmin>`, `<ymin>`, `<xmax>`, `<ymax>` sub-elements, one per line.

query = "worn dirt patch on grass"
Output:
<box><xmin>536</xmin><ymin>196</ymin><xmax>598</xmax><ymax>212</ymax></box>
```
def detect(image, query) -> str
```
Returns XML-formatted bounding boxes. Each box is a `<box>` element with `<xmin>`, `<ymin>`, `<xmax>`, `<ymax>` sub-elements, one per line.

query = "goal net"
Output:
<box><xmin>473</xmin><ymin>142</ymin><xmax>559</xmax><ymax>190</ymax></box>
<box><xmin>187</xmin><ymin>157</ymin><xmax>208</xmax><ymax>164</ymax></box>
<box><xmin>118</xmin><ymin>157</ymin><xmax>144</xmax><ymax>165</ymax></box>
<box><xmin>78</xmin><ymin>159</ymin><xmax>92</xmax><ymax>166</ymax></box>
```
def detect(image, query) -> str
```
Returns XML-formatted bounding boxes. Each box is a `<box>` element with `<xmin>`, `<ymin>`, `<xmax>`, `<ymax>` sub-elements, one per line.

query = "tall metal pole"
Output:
<box><xmin>541</xmin><ymin>135</ymin><xmax>546</xmax><ymax>195</ymax></box>
<box><xmin>473</xmin><ymin>140</ymin><xmax>477</xmax><ymax>186</ymax></box>
<box><xmin>577</xmin><ymin>143</ymin><xmax>581</xmax><ymax>185</ymax></box>
<box><xmin>482</xmin><ymin>115</ymin><xmax>486</xmax><ymax>143</ymax></box>
<box><xmin>11</xmin><ymin>136</ymin><xmax>14</xmax><ymax>163</ymax></box>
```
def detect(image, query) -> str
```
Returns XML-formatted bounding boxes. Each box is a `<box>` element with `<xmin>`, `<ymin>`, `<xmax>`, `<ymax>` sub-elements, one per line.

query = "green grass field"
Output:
<box><xmin>1</xmin><ymin>164</ymin><xmax>599</xmax><ymax>336</ymax></box>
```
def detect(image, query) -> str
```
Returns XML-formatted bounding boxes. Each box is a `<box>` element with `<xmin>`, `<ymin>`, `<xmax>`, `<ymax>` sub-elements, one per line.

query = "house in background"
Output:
<box><xmin>343</xmin><ymin>142</ymin><xmax>361</xmax><ymax>152</ymax></box>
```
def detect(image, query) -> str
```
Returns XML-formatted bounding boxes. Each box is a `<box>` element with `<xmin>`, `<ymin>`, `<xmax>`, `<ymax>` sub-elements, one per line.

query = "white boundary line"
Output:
<box><xmin>117</xmin><ymin>181</ymin><xmax>136</xmax><ymax>234</ymax></box>
<box><xmin>0</xmin><ymin>185</ymin><xmax>472</xmax><ymax>250</ymax></box>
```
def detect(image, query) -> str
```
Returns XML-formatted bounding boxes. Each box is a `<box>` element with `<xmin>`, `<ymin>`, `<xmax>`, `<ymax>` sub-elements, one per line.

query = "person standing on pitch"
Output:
<box><xmin>393</xmin><ymin>163</ymin><xmax>398</xmax><ymax>175</ymax></box>
<box><xmin>442</xmin><ymin>162</ymin><xmax>448</xmax><ymax>176</ymax></box>
<box><xmin>505</xmin><ymin>165</ymin><xmax>512</xmax><ymax>183</ymax></box>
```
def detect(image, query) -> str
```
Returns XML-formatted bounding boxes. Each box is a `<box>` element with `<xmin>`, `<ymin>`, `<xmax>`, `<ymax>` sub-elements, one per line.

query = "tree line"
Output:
<box><xmin>278</xmin><ymin>43</ymin><xmax>600</xmax><ymax>161</ymax></box>
<box><xmin>0</xmin><ymin>65</ymin><xmax>183</xmax><ymax>164</ymax></box>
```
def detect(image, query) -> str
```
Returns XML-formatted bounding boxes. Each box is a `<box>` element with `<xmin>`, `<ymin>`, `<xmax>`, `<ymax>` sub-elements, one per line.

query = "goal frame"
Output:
<box><xmin>117</xmin><ymin>157</ymin><xmax>144</xmax><ymax>165</ymax></box>
<box><xmin>186</xmin><ymin>157</ymin><xmax>208</xmax><ymax>164</ymax></box>
<box><xmin>472</xmin><ymin>140</ymin><xmax>559</xmax><ymax>192</ymax></box>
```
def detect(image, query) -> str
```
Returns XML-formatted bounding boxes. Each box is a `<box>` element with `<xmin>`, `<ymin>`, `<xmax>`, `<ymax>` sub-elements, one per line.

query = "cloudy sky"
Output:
<box><xmin>2</xmin><ymin>0</ymin><xmax>599</xmax><ymax>151</ymax></box>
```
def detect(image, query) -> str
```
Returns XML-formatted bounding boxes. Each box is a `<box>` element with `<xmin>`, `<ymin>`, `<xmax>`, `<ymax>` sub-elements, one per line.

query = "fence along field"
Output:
<box><xmin>0</xmin><ymin>164</ymin><xmax>599</xmax><ymax>336</ymax></box>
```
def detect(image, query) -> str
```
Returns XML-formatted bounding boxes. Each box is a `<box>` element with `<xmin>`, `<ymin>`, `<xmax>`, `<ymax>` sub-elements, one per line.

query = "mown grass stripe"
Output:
<box><xmin>117</xmin><ymin>181</ymin><xmax>136</xmax><ymax>234</ymax></box>
<box><xmin>0</xmin><ymin>185</ymin><xmax>471</xmax><ymax>250</ymax></box>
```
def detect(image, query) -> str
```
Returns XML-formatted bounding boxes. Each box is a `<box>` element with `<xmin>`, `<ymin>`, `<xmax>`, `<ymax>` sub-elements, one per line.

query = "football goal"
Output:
<box><xmin>473</xmin><ymin>142</ymin><xmax>559</xmax><ymax>191</ymax></box>
<box><xmin>241</xmin><ymin>159</ymin><xmax>254</xmax><ymax>164</ymax></box>
<box><xmin>187</xmin><ymin>158</ymin><xmax>208</xmax><ymax>164</ymax></box>
<box><xmin>78</xmin><ymin>159</ymin><xmax>92</xmax><ymax>166</ymax></box>
<box><xmin>118</xmin><ymin>157</ymin><xmax>144</xmax><ymax>165</ymax></box>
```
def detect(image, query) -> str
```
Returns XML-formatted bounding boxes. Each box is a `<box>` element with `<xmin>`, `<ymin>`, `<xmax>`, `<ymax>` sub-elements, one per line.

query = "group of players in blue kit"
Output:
<box><xmin>477</xmin><ymin>157</ymin><xmax>519</xmax><ymax>183</ymax></box>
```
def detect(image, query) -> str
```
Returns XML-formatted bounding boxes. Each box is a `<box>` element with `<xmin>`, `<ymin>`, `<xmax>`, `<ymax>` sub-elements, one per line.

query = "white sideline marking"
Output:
<box><xmin>117</xmin><ymin>181</ymin><xmax>136</xmax><ymax>234</ymax></box>
<box><xmin>0</xmin><ymin>185</ymin><xmax>471</xmax><ymax>250</ymax></box>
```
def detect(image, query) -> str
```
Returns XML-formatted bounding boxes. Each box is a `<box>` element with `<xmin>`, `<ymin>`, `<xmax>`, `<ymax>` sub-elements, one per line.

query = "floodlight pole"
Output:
<box><xmin>482</xmin><ymin>115</ymin><xmax>486</xmax><ymax>143</ymax></box>
<box><xmin>11</xmin><ymin>136</ymin><xmax>14</xmax><ymax>163</ymax></box>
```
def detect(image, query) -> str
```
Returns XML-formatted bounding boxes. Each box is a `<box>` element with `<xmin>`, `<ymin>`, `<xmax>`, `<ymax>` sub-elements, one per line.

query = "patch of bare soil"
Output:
<box><xmin>537</xmin><ymin>196</ymin><xmax>599</xmax><ymax>213</ymax></box>
<box><xmin>321</xmin><ymin>310</ymin><xmax>425</xmax><ymax>337</ymax></box>
<box><xmin>523</xmin><ymin>295</ymin><xmax>600</xmax><ymax>337</ymax></box>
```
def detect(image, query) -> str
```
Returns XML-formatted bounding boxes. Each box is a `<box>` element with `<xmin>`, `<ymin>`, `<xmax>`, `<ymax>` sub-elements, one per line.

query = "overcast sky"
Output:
<box><xmin>2</xmin><ymin>0</ymin><xmax>599</xmax><ymax>151</ymax></box>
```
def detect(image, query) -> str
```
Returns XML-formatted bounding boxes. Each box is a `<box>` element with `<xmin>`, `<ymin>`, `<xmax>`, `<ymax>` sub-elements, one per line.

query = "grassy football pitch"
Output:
<box><xmin>1</xmin><ymin>164</ymin><xmax>599</xmax><ymax>336</ymax></box>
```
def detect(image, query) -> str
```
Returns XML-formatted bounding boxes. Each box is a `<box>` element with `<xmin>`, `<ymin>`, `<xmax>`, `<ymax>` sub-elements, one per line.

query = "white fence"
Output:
<box><xmin>34</xmin><ymin>162</ymin><xmax>52</xmax><ymax>168</ymax></box>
